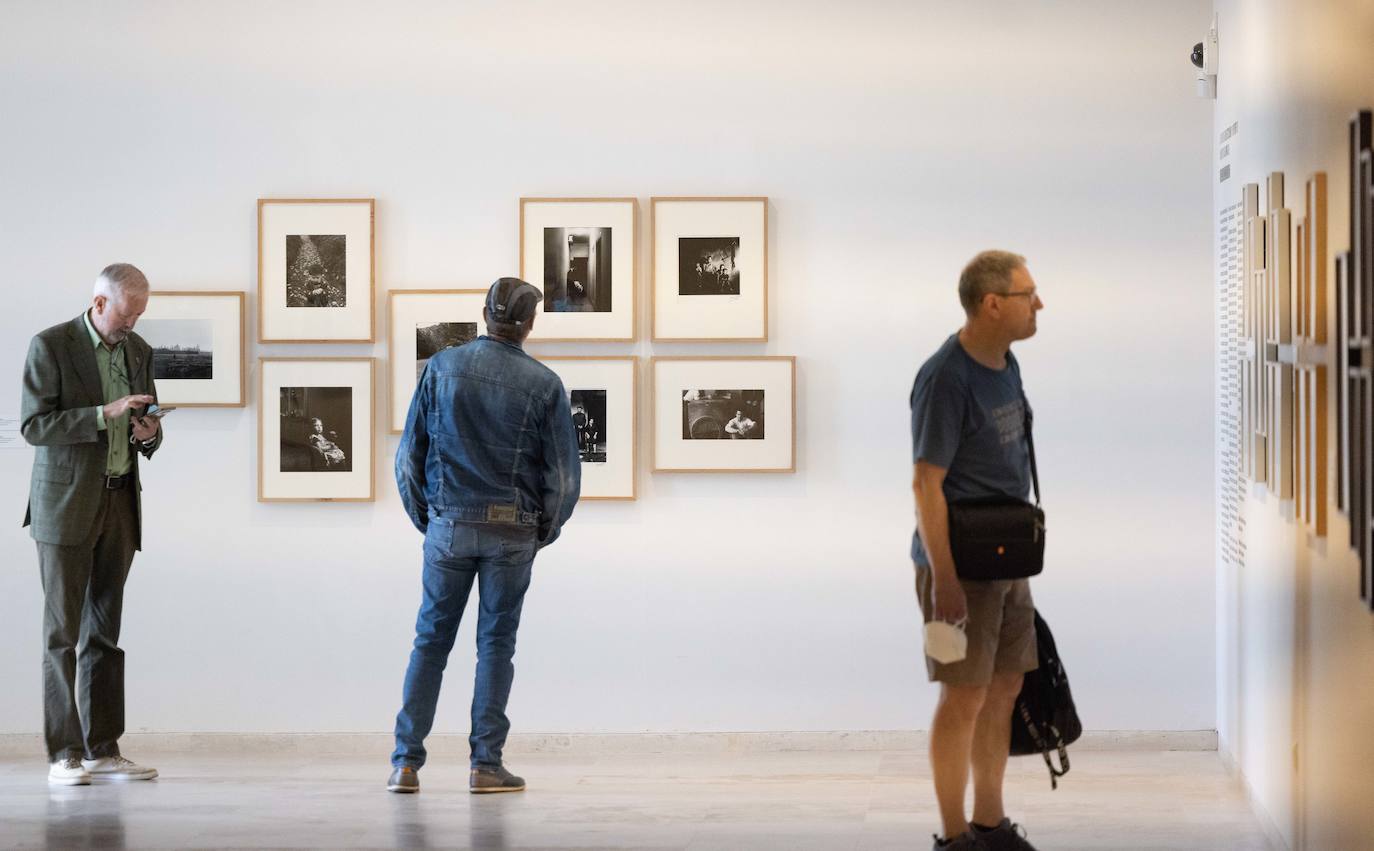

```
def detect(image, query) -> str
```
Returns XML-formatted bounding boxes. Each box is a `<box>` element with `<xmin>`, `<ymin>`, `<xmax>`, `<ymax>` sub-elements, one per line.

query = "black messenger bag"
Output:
<box><xmin>947</xmin><ymin>394</ymin><xmax>1045</xmax><ymax>581</ymax></box>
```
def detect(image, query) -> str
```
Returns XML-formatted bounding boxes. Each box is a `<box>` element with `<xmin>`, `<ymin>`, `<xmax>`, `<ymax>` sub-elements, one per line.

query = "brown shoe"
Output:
<box><xmin>469</xmin><ymin>765</ymin><xmax>525</xmax><ymax>794</ymax></box>
<box><xmin>386</xmin><ymin>766</ymin><xmax>419</xmax><ymax>793</ymax></box>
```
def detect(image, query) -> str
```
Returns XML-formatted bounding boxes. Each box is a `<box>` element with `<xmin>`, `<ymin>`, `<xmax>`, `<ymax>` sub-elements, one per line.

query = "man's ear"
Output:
<box><xmin>92</xmin><ymin>295</ymin><xmax>107</xmax><ymax>315</ymax></box>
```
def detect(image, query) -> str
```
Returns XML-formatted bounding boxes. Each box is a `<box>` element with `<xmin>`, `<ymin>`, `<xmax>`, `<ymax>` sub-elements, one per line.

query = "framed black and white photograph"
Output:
<box><xmin>416</xmin><ymin>322</ymin><xmax>478</xmax><ymax>378</ymax></box>
<box><xmin>138</xmin><ymin>291</ymin><xmax>245</xmax><ymax>407</ymax></box>
<box><xmin>652</xmin><ymin>356</ymin><xmax>794</xmax><ymax>473</ymax></box>
<box><xmin>652</xmin><ymin>197</ymin><xmax>768</xmax><ymax>342</ymax></box>
<box><xmin>681</xmin><ymin>389</ymin><xmax>765</xmax><ymax>440</ymax></box>
<box><xmin>285</xmin><ymin>234</ymin><xmax>347</xmax><ymax>308</ymax></box>
<box><xmin>678</xmin><ymin>237</ymin><xmax>741</xmax><ymax>296</ymax></box>
<box><xmin>278</xmin><ymin>386</ymin><xmax>353</xmax><ymax>473</ymax></box>
<box><xmin>388</xmin><ymin>289</ymin><xmax>486</xmax><ymax>433</ymax></box>
<box><xmin>259</xmin><ymin>358</ymin><xmax>375</xmax><ymax>501</ymax></box>
<box><xmin>541</xmin><ymin>357</ymin><xmax>638</xmax><ymax>499</ymax></box>
<box><xmin>543</xmin><ymin>227</ymin><xmax>613</xmax><ymax>313</ymax></box>
<box><xmin>520</xmin><ymin>198</ymin><xmax>637</xmax><ymax>341</ymax></box>
<box><xmin>571</xmin><ymin>389</ymin><xmax>608</xmax><ymax>462</ymax></box>
<box><xmin>259</xmin><ymin>199</ymin><xmax>375</xmax><ymax>342</ymax></box>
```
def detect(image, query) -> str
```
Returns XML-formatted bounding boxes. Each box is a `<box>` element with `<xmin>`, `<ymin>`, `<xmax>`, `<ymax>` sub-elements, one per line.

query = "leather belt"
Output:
<box><xmin>103</xmin><ymin>474</ymin><xmax>133</xmax><ymax>490</ymax></box>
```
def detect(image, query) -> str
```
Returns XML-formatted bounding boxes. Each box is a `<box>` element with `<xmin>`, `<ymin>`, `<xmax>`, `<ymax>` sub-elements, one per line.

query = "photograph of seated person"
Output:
<box><xmin>725</xmin><ymin>410</ymin><xmax>756</xmax><ymax>439</ymax></box>
<box><xmin>309</xmin><ymin>417</ymin><xmax>347</xmax><ymax>467</ymax></box>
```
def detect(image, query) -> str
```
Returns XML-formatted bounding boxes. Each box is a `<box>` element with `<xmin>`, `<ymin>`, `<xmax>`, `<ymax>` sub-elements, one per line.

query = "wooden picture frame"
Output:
<box><xmin>519</xmin><ymin>197</ymin><xmax>637</xmax><ymax>342</ymax></box>
<box><xmin>258</xmin><ymin>198</ymin><xmax>376</xmax><ymax>343</ymax></box>
<box><xmin>651</xmin><ymin>197</ymin><xmax>769</xmax><ymax>342</ymax></box>
<box><xmin>539</xmin><ymin>356</ymin><xmax>638</xmax><ymax>500</ymax></box>
<box><xmin>139</xmin><ymin>291</ymin><xmax>246</xmax><ymax>407</ymax></box>
<box><xmin>1293</xmin><ymin>173</ymin><xmax>1327</xmax><ymax>537</ymax></box>
<box><xmin>388</xmin><ymin>289</ymin><xmax>486</xmax><ymax>433</ymax></box>
<box><xmin>258</xmin><ymin>357</ymin><xmax>376</xmax><ymax>502</ymax></box>
<box><xmin>1264</xmin><ymin>172</ymin><xmax>1295</xmax><ymax>500</ymax></box>
<box><xmin>1337</xmin><ymin>250</ymin><xmax>1351</xmax><ymax>516</ymax></box>
<box><xmin>651</xmin><ymin>356</ymin><xmax>795</xmax><ymax>473</ymax></box>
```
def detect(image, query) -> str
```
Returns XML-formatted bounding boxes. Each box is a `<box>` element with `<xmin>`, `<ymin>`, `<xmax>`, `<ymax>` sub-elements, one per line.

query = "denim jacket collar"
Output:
<box><xmin>479</xmin><ymin>334</ymin><xmax>525</xmax><ymax>353</ymax></box>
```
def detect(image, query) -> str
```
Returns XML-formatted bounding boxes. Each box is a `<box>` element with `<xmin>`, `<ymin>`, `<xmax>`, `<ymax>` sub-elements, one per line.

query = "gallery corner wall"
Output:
<box><xmin>0</xmin><ymin>2</ymin><xmax>1212</xmax><ymax>742</ymax></box>
<box><xmin>1213</xmin><ymin>1</ymin><xmax>1374</xmax><ymax>849</ymax></box>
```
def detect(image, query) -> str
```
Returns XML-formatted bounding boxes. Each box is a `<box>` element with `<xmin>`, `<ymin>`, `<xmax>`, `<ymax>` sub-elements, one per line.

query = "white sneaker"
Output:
<box><xmin>82</xmin><ymin>755</ymin><xmax>158</xmax><ymax>781</ymax></box>
<box><xmin>48</xmin><ymin>757</ymin><xmax>91</xmax><ymax>786</ymax></box>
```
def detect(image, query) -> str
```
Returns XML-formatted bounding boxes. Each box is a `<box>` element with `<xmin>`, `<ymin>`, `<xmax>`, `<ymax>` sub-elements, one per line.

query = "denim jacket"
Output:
<box><xmin>395</xmin><ymin>336</ymin><xmax>581</xmax><ymax>548</ymax></box>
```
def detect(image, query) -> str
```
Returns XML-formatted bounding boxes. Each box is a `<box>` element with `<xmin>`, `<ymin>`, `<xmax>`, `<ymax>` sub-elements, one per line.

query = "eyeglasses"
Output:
<box><xmin>996</xmin><ymin>289</ymin><xmax>1038</xmax><ymax>300</ymax></box>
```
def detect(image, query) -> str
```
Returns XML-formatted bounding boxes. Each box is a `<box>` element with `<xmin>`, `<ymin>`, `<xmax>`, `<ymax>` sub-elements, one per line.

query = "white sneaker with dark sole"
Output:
<box><xmin>82</xmin><ymin>756</ymin><xmax>158</xmax><ymax>781</ymax></box>
<box><xmin>48</xmin><ymin>758</ymin><xmax>91</xmax><ymax>786</ymax></box>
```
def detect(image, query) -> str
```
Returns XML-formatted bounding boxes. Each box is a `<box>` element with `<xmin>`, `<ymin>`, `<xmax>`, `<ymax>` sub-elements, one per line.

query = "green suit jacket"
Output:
<box><xmin>21</xmin><ymin>314</ymin><xmax>163</xmax><ymax>549</ymax></box>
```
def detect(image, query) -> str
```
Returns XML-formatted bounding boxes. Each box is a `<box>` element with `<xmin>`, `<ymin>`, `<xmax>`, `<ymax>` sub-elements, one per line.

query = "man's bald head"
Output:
<box><xmin>90</xmin><ymin>263</ymin><xmax>150</xmax><ymax>345</ymax></box>
<box><xmin>93</xmin><ymin>263</ymin><xmax>150</xmax><ymax>303</ymax></box>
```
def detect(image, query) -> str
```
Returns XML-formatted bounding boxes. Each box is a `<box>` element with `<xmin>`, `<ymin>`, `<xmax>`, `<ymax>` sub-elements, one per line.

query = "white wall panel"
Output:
<box><xmin>0</xmin><ymin>0</ymin><xmax>1212</xmax><ymax>737</ymax></box>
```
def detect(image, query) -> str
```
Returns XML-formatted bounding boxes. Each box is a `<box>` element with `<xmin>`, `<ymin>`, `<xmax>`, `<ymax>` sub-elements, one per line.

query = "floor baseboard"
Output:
<box><xmin>1218</xmin><ymin>744</ymin><xmax>1289</xmax><ymax>851</ymax></box>
<box><xmin>0</xmin><ymin>729</ymin><xmax>1218</xmax><ymax>758</ymax></box>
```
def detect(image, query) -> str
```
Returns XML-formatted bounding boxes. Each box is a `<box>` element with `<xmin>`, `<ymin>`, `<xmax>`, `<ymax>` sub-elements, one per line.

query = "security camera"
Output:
<box><xmin>1194</xmin><ymin>16</ymin><xmax>1218</xmax><ymax>99</ymax></box>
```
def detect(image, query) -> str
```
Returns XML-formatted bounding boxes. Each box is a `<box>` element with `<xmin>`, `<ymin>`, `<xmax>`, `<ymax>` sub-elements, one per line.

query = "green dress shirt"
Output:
<box><xmin>83</xmin><ymin>310</ymin><xmax>133</xmax><ymax>476</ymax></box>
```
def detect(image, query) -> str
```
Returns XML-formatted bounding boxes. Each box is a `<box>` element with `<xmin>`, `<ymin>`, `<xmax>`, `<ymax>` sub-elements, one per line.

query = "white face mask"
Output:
<box><xmin>924</xmin><ymin>618</ymin><xmax>968</xmax><ymax>665</ymax></box>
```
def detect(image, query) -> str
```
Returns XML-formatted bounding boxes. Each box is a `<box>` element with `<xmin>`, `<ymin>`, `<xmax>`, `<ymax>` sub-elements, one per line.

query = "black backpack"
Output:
<box><xmin>1010</xmin><ymin>609</ymin><xmax>1082</xmax><ymax>789</ymax></box>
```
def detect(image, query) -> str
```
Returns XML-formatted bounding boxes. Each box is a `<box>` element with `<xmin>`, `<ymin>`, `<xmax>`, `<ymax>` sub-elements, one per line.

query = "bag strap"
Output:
<box><xmin>1022</xmin><ymin>389</ymin><xmax>1041</xmax><ymax>508</ymax></box>
<box><xmin>1041</xmin><ymin>726</ymin><xmax>1071</xmax><ymax>791</ymax></box>
<box><xmin>1016</xmin><ymin>702</ymin><xmax>1070</xmax><ymax>790</ymax></box>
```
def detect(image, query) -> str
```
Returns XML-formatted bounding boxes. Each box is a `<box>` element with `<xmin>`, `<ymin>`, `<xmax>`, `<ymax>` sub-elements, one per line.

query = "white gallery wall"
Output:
<box><xmin>0</xmin><ymin>2</ymin><xmax>1213</xmax><ymax>736</ymax></box>
<box><xmin>1212</xmin><ymin>1</ymin><xmax>1374</xmax><ymax>849</ymax></box>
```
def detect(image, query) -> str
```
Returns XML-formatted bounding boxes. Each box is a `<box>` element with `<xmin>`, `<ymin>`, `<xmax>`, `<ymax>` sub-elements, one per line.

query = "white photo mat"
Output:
<box><xmin>541</xmin><ymin>357</ymin><xmax>637</xmax><ymax>500</ymax></box>
<box><xmin>652</xmin><ymin>357</ymin><xmax>795</xmax><ymax>473</ymax></box>
<box><xmin>259</xmin><ymin>358</ymin><xmax>375</xmax><ymax>501</ymax></box>
<box><xmin>139</xmin><ymin>291</ymin><xmax>245</xmax><ymax>406</ymax></box>
<box><xmin>259</xmin><ymin>199</ymin><xmax>375</xmax><ymax>342</ymax></box>
<box><xmin>520</xmin><ymin>198</ymin><xmax>637</xmax><ymax>341</ymax></box>
<box><xmin>388</xmin><ymin>290</ymin><xmax>487</xmax><ymax>433</ymax></box>
<box><xmin>652</xmin><ymin>197</ymin><xmax>768</xmax><ymax>341</ymax></box>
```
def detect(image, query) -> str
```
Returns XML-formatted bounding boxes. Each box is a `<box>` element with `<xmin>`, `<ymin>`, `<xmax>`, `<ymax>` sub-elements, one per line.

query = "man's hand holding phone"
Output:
<box><xmin>102</xmin><ymin>394</ymin><xmax>154</xmax><ymax>422</ymax></box>
<box><xmin>131</xmin><ymin>402</ymin><xmax>171</xmax><ymax>444</ymax></box>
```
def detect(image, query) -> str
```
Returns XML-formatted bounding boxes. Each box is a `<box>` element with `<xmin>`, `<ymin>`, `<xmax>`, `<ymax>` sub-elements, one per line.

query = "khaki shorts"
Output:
<box><xmin>914</xmin><ymin>564</ymin><xmax>1038</xmax><ymax>686</ymax></box>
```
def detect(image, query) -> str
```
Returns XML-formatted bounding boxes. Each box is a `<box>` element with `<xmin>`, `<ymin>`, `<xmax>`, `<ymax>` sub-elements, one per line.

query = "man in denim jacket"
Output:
<box><xmin>388</xmin><ymin>277</ymin><xmax>581</xmax><ymax>795</ymax></box>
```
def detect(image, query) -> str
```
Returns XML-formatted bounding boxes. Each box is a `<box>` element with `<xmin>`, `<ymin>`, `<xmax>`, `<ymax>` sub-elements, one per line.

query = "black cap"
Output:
<box><xmin>485</xmin><ymin>277</ymin><xmax>542</xmax><ymax>327</ymax></box>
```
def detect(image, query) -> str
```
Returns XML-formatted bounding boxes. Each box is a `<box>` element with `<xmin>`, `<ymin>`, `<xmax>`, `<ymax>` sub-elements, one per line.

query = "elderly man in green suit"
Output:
<box><xmin>22</xmin><ymin>263</ymin><xmax>165</xmax><ymax>786</ymax></box>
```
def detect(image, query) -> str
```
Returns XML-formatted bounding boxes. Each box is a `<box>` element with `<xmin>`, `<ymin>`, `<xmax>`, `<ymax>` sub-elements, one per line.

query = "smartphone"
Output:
<box><xmin>144</xmin><ymin>404</ymin><xmax>176</xmax><ymax>419</ymax></box>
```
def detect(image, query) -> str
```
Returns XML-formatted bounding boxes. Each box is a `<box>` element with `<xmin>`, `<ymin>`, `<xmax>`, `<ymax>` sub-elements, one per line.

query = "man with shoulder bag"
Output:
<box><xmin>910</xmin><ymin>250</ymin><xmax>1045</xmax><ymax>851</ymax></box>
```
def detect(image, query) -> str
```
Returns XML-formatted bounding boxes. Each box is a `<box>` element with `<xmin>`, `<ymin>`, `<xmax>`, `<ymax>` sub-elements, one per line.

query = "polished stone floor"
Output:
<box><xmin>1</xmin><ymin>749</ymin><xmax>1273</xmax><ymax>849</ymax></box>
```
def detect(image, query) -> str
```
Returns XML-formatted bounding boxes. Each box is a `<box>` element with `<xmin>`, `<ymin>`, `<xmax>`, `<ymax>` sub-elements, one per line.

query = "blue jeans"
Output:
<box><xmin>392</xmin><ymin>518</ymin><xmax>536</xmax><ymax>770</ymax></box>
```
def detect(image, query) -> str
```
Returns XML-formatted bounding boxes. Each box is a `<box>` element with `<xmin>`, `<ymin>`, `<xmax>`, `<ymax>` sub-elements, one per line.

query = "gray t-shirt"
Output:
<box><xmin>910</xmin><ymin>332</ymin><xmax>1032</xmax><ymax>566</ymax></box>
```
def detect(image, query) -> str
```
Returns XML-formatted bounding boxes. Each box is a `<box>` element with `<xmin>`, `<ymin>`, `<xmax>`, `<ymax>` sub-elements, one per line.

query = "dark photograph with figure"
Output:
<box><xmin>415</xmin><ymin>321</ymin><xmax>478</xmax><ymax>379</ymax></box>
<box><xmin>678</xmin><ymin>237</ymin><xmax>740</xmax><ymax>296</ymax></box>
<box><xmin>139</xmin><ymin>318</ymin><xmax>214</xmax><ymax>380</ymax></box>
<box><xmin>569</xmin><ymin>389</ymin><xmax>608</xmax><ymax>463</ymax></box>
<box><xmin>280</xmin><ymin>386</ymin><xmax>352</xmax><ymax>472</ymax></box>
<box><xmin>285</xmin><ymin>234</ymin><xmax>347</xmax><ymax>308</ymax></box>
<box><xmin>681</xmin><ymin>389</ymin><xmax>764</xmax><ymax>440</ymax></box>
<box><xmin>543</xmin><ymin>227</ymin><xmax>612</xmax><ymax>313</ymax></box>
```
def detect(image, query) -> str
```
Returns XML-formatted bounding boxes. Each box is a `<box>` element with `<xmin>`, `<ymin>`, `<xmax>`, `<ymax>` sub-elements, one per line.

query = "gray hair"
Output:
<box><xmin>93</xmin><ymin>263</ymin><xmax>150</xmax><ymax>301</ymax></box>
<box><xmin>958</xmin><ymin>250</ymin><xmax>1026</xmax><ymax>314</ymax></box>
